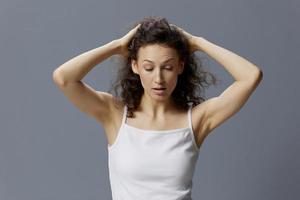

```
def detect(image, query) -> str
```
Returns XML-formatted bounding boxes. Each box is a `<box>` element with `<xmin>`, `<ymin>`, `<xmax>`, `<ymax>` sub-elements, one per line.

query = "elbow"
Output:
<box><xmin>249</xmin><ymin>69</ymin><xmax>263</xmax><ymax>87</ymax></box>
<box><xmin>254</xmin><ymin>69</ymin><xmax>263</xmax><ymax>83</ymax></box>
<box><xmin>52</xmin><ymin>69</ymin><xmax>67</xmax><ymax>87</ymax></box>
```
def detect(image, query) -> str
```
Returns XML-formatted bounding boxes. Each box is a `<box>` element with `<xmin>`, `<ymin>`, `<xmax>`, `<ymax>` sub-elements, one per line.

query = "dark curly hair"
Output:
<box><xmin>108</xmin><ymin>16</ymin><xmax>219</xmax><ymax>118</ymax></box>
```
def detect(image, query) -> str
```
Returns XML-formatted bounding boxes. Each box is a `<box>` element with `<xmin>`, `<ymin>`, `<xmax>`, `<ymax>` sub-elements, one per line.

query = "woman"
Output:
<box><xmin>53</xmin><ymin>16</ymin><xmax>263</xmax><ymax>200</ymax></box>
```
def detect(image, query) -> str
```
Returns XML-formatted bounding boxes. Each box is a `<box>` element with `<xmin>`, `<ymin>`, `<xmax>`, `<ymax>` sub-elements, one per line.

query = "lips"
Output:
<box><xmin>152</xmin><ymin>87</ymin><xmax>166</xmax><ymax>96</ymax></box>
<box><xmin>152</xmin><ymin>87</ymin><xmax>166</xmax><ymax>90</ymax></box>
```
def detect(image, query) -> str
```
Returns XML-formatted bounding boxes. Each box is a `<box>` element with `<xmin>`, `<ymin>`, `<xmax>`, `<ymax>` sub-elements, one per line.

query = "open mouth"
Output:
<box><xmin>152</xmin><ymin>88</ymin><xmax>166</xmax><ymax>95</ymax></box>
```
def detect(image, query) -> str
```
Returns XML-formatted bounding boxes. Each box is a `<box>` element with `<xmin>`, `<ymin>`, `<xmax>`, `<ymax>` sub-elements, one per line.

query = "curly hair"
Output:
<box><xmin>108</xmin><ymin>16</ymin><xmax>219</xmax><ymax>118</ymax></box>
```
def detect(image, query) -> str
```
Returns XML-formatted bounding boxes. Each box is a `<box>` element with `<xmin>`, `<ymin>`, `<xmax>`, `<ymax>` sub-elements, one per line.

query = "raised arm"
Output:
<box><xmin>171</xmin><ymin>24</ymin><xmax>262</xmax><ymax>136</ymax></box>
<box><xmin>52</xmin><ymin>40</ymin><xmax>120</xmax><ymax>124</ymax></box>
<box><xmin>194</xmin><ymin>36</ymin><xmax>263</xmax><ymax>136</ymax></box>
<box><xmin>52</xmin><ymin>24</ymin><xmax>140</xmax><ymax>125</ymax></box>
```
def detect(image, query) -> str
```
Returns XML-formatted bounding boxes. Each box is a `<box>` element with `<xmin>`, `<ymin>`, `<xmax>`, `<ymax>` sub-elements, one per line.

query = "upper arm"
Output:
<box><xmin>204</xmin><ymin>72</ymin><xmax>263</xmax><ymax>135</ymax></box>
<box><xmin>52</xmin><ymin>72</ymin><xmax>114</xmax><ymax>124</ymax></box>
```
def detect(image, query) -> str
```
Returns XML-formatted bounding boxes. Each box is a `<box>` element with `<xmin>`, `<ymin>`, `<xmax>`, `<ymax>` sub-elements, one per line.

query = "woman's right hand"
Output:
<box><xmin>115</xmin><ymin>23</ymin><xmax>141</xmax><ymax>57</ymax></box>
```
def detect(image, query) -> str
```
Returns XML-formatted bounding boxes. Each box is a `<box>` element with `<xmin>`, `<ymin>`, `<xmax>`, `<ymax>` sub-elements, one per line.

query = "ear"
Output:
<box><xmin>178</xmin><ymin>61</ymin><xmax>184</xmax><ymax>74</ymax></box>
<box><xmin>131</xmin><ymin>59</ymin><xmax>139</xmax><ymax>75</ymax></box>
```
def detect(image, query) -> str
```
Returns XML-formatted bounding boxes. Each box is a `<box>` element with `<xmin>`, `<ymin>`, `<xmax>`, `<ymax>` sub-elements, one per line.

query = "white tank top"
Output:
<box><xmin>107</xmin><ymin>103</ymin><xmax>200</xmax><ymax>200</ymax></box>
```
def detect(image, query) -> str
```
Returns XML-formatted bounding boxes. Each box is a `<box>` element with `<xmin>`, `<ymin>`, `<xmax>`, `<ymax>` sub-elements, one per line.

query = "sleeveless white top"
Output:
<box><xmin>107</xmin><ymin>103</ymin><xmax>200</xmax><ymax>200</ymax></box>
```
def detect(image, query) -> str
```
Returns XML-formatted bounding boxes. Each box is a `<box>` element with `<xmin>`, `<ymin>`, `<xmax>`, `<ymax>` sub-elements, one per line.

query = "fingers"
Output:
<box><xmin>131</xmin><ymin>23</ymin><xmax>141</xmax><ymax>32</ymax></box>
<box><xmin>127</xmin><ymin>23</ymin><xmax>141</xmax><ymax>38</ymax></box>
<box><xmin>170</xmin><ymin>23</ymin><xmax>182</xmax><ymax>31</ymax></box>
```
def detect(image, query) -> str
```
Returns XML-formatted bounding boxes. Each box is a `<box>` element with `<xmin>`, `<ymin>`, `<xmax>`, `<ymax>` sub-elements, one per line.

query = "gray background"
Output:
<box><xmin>0</xmin><ymin>0</ymin><xmax>299</xmax><ymax>199</ymax></box>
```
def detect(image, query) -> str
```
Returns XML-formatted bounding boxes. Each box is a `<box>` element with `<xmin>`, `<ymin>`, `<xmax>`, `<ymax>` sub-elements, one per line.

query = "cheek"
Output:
<box><xmin>139</xmin><ymin>75</ymin><xmax>151</xmax><ymax>89</ymax></box>
<box><xmin>169</xmin><ymin>77</ymin><xmax>178</xmax><ymax>90</ymax></box>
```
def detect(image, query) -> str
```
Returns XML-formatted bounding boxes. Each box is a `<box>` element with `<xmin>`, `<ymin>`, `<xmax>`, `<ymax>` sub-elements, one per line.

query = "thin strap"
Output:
<box><xmin>122</xmin><ymin>104</ymin><xmax>128</xmax><ymax>125</ymax></box>
<box><xmin>188</xmin><ymin>104</ymin><xmax>193</xmax><ymax>130</ymax></box>
<box><xmin>188</xmin><ymin>103</ymin><xmax>199</xmax><ymax>151</ymax></box>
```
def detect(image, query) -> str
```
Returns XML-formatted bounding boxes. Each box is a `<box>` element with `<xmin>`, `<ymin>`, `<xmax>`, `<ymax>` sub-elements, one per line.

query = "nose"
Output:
<box><xmin>154</xmin><ymin>69</ymin><xmax>165</xmax><ymax>84</ymax></box>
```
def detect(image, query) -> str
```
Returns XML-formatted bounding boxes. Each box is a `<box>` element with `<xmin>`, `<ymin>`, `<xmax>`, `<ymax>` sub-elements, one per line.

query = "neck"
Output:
<box><xmin>139</xmin><ymin>92</ymin><xmax>177</xmax><ymax>119</ymax></box>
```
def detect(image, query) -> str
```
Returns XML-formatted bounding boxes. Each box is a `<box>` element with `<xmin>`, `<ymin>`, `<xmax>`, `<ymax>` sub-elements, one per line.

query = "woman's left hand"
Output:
<box><xmin>170</xmin><ymin>24</ymin><xmax>200</xmax><ymax>54</ymax></box>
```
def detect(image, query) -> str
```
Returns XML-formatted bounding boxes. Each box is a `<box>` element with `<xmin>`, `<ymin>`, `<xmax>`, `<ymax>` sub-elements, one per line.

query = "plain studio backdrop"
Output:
<box><xmin>0</xmin><ymin>0</ymin><xmax>299</xmax><ymax>200</ymax></box>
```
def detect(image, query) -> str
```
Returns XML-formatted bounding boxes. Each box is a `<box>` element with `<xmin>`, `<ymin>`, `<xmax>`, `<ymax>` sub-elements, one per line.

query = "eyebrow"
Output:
<box><xmin>143</xmin><ymin>58</ymin><xmax>175</xmax><ymax>63</ymax></box>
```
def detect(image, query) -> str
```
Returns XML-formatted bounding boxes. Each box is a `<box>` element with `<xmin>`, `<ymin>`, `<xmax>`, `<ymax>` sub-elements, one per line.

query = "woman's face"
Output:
<box><xmin>131</xmin><ymin>44</ymin><xmax>184</xmax><ymax>100</ymax></box>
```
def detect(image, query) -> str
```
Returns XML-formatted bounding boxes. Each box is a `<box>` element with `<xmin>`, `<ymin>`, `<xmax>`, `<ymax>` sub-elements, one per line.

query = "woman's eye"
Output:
<box><xmin>144</xmin><ymin>65</ymin><xmax>173</xmax><ymax>71</ymax></box>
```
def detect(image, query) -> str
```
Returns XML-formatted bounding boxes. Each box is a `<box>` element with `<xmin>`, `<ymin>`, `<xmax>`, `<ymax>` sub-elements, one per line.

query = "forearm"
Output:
<box><xmin>195</xmin><ymin>37</ymin><xmax>262</xmax><ymax>82</ymax></box>
<box><xmin>53</xmin><ymin>40</ymin><xmax>120</xmax><ymax>85</ymax></box>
